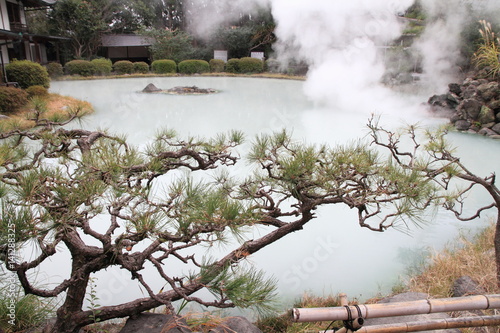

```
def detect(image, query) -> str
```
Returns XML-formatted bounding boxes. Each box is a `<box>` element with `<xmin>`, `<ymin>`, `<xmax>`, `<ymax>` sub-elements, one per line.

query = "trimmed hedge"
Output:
<box><xmin>209</xmin><ymin>59</ymin><xmax>225</xmax><ymax>73</ymax></box>
<box><xmin>65</xmin><ymin>60</ymin><xmax>95</xmax><ymax>77</ymax></box>
<box><xmin>239</xmin><ymin>57</ymin><xmax>264</xmax><ymax>73</ymax></box>
<box><xmin>133</xmin><ymin>61</ymin><xmax>149</xmax><ymax>74</ymax></box>
<box><xmin>151</xmin><ymin>59</ymin><xmax>177</xmax><ymax>74</ymax></box>
<box><xmin>178</xmin><ymin>60</ymin><xmax>210</xmax><ymax>74</ymax></box>
<box><xmin>113</xmin><ymin>60</ymin><xmax>134</xmax><ymax>75</ymax></box>
<box><xmin>26</xmin><ymin>85</ymin><xmax>49</xmax><ymax>98</ymax></box>
<box><xmin>225</xmin><ymin>58</ymin><xmax>240</xmax><ymax>73</ymax></box>
<box><xmin>91</xmin><ymin>58</ymin><xmax>112</xmax><ymax>75</ymax></box>
<box><xmin>0</xmin><ymin>87</ymin><xmax>28</xmax><ymax>114</ymax></box>
<box><xmin>45</xmin><ymin>62</ymin><xmax>64</xmax><ymax>78</ymax></box>
<box><xmin>5</xmin><ymin>60</ymin><xmax>50</xmax><ymax>89</ymax></box>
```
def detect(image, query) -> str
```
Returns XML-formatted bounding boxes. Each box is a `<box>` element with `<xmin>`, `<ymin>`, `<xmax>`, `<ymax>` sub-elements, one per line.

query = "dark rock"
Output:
<box><xmin>364</xmin><ymin>293</ymin><xmax>460</xmax><ymax>333</ymax></box>
<box><xmin>488</xmin><ymin>99</ymin><xmax>500</xmax><ymax>112</ymax></box>
<box><xmin>448</xmin><ymin>83</ymin><xmax>462</xmax><ymax>95</ymax></box>
<box><xmin>457</xmin><ymin>99</ymin><xmax>482</xmax><ymax>119</ymax></box>
<box><xmin>462</xmin><ymin>85</ymin><xmax>478</xmax><ymax>99</ymax></box>
<box><xmin>492</xmin><ymin>123</ymin><xmax>500</xmax><ymax>134</ymax></box>
<box><xmin>452</xmin><ymin>276</ymin><xmax>486</xmax><ymax>297</ymax></box>
<box><xmin>455</xmin><ymin>120</ymin><xmax>471</xmax><ymax>131</ymax></box>
<box><xmin>120</xmin><ymin>313</ymin><xmax>191</xmax><ymax>333</ymax></box>
<box><xmin>477</xmin><ymin>82</ymin><xmax>500</xmax><ymax>101</ymax></box>
<box><xmin>167</xmin><ymin>86</ymin><xmax>217</xmax><ymax>94</ymax></box>
<box><xmin>478</xmin><ymin>127</ymin><xmax>497</xmax><ymax>136</ymax></box>
<box><xmin>478</xmin><ymin>105</ymin><xmax>496</xmax><ymax>124</ymax></box>
<box><xmin>428</xmin><ymin>94</ymin><xmax>458</xmax><ymax>112</ymax></box>
<box><xmin>143</xmin><ymin>83</ymin><xmax>162</xmax><ymax>93</ymax></box>
<box><xmin>208</xmin><ymin>316</ymin><xmax>262</xmax><ymax>333</ymax></box>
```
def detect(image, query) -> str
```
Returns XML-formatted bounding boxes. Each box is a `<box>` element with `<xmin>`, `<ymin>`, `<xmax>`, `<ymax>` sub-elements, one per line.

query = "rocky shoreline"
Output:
<box><xmin>427</xmin><ymin>76</ymin><xmax>500</xmax><ymax>139</ymax></box>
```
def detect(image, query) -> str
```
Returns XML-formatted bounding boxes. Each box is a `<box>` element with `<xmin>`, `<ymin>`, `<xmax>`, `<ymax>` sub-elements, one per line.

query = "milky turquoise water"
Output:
<box><xmin>47</xmin><ymin>77</ymin><xmax>499</xmax><ymax>310</ymax></box>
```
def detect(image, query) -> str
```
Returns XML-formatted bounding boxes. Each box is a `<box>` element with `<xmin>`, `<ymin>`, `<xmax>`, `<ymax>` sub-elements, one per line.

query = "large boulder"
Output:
<box><xmin>452</xmin><ymin>276</ymin><xmax>486</xmax><ymax>297</ymax></box>
<box><xmin>492</xmin><ymin>123</ymin><xmax>500</xmax><ymax>134</ymax></box>
<box><xmin>363</xmin><ymin>293</ymin><xmax>460</xmax><ymax>333</ymax></box>
<box><xmin>208</xmin><ymin>316</ymin><xmax>262</xmax><ymax>333</ymax></box>
<box><xmin>478</xmin><ymin>105</ymin><xmax>496</xmax><ymax>124</ymax></box>
<box><xmin>477</xmin><ymin>82</ymin><xmax>500</xmax><ymax>101</ymax></box>
<box><xmin>119</xmin><ymin>313</ymin><xmax>191</xmax><ymax>333</ymax></box>
<box><xmin>454</xmin><ymin>119</ymin><xmax>471</xmax><ymax>131</ymax></box>
<box><xmin>457</xmin><ymin>99</ymin><xmax>482</xmax><ymax>120</ymax></box>
<box><xmin>142</xmin><ymin>83</ymin><xmax>162</xmax><ymax>93</ymax></box>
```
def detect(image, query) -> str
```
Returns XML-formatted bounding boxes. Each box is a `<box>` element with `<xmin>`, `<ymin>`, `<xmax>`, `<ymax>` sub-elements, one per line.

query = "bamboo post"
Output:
<box><xmin>292</xmin><ymin>294</ymin><xmax>500</xmax><ymax>322</ymax></box>
<box><xmin>356</xmin><ymin>315</ymin><xmax>500</xmax><ymax>332</ymax></box>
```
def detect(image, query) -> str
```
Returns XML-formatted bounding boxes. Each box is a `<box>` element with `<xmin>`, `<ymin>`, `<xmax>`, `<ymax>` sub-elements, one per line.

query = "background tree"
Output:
<box><xmin>0</xmin><ymin>114</ymin><xmax>446</xmax><ymax>332</ymax></box>
<box><xmin>48</xmin><ymin>0</ymin><xmax>107</xmax><ymax>59</ymax></box>
<box><xmin>144</xmin><ymin>28</ymin><xmax>198</xmax><ymax>62</ymax></box>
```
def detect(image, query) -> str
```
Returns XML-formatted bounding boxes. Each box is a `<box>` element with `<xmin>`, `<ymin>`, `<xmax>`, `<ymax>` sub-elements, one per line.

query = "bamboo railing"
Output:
<box><xmin>292</xmin><ymin>294</ymin><xmax>500</xmax><ymax>332</ymax></box>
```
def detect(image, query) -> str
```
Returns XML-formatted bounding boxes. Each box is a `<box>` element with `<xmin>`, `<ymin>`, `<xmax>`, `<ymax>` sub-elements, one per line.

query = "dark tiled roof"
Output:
<box><xmin>22</xmin><ymin>0</ymin><xmax>54</xmax><ymax>8</ymax></box>
<box><xmin>101</xmin><ymin>34</ymin><xmax>153</xmax><ymax>47</ymax></box>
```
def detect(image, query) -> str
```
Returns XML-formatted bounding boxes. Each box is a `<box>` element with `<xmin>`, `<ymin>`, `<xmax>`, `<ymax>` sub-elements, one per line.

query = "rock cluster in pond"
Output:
<box><xmin>427</xmin><ymin>77</ymin><xmax>500</xmax><ymax>139</ymax></box>
<box><xmin>142</xmin><ymin>83</ymin><xmax>217</xmax><ymax>95</ymax></box>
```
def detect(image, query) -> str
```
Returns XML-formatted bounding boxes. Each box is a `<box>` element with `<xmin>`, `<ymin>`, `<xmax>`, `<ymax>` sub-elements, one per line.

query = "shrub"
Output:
<box><xmin>151</xmin><ymin>59</ymin><xmax>177</xmax><ymax>74</ymax></box>
<box><xmin>5</xmin><ymin>60</ymin><xmax>50</xmax><ymax>89</ymax></box>
<box><xmin>133</xmin><ymin>61</ymin><xmax>149</xmax><ymax>74</ymax></box>
<box><xmin>26</xmin><ymin>85</ymin><xmax>49</xmax><ymax>98</ymax></box>
<box><xmin>225</xmin><ymin>58</ymin><xmax>240</xmax><ymax>73</ymax></box>
<box><xmin>91</xmin><ymin>58</ymin><xmax>112</xmax><ymax>76</ymax></box>
<box><xmin>473</xmin><ymin>20</ymin><xmax>500</xmax><ymax>78</ymax></box>
<box><xmin>178</xmin><ymin>60</ymin><xmax>210</xmax><ymax>74</ymax></box>
<box><xmin>239</xmin><ymin>57</ymin><xmax>264</xmax><ymax>73</ymax></box>
<box><xmin>45</xmin><ymin>62</ymin><xmax>64</xmax><ymax>79</ymax></box>
<box><xmin>209</xmin><ymin>59</ymin><xmax>225</xmax><ymax>73</ymax></box>
<box><xmin>0</xmin><ymin>86</ymin><xmax>28</xmax><ymax>114</ymax></box>
<box><xmin>65</xmin><ymin>60</ymin><xmax>95</xmax><ymax>77</ymax></box>
<box><xmin>113</xmin><ymin>60</ymin><xmax>134</xmax><ymax>75</ymax></box>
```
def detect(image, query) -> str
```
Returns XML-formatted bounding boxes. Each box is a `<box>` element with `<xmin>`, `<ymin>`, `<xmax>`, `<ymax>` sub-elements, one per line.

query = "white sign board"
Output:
<box><xmin>251</xmin><ymin>52</ymin><xmax>265</xmax><ymax>60</ymax></box>
<box><xmin>214</xmin><ymin>50</ymin><xmax>228</xmax><ymax>62</ymax></box>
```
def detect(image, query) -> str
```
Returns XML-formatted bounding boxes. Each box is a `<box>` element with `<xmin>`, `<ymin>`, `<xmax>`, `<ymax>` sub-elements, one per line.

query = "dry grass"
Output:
<box><xmin>409</xmin><ymin>223</ymin><xmax>498</xmax><ymax>297</ymax></box>
<box><xmin>0</xmin><ymin>93</ymin><xmax>94</xmax><ymax>132</ymax></box>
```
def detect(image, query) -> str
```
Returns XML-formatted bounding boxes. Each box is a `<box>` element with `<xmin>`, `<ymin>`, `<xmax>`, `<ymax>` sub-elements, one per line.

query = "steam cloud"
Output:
<box><xmin>186</xmin><ymin>0</ymin><xmax>500</xmax><ymax>112</ymax></box>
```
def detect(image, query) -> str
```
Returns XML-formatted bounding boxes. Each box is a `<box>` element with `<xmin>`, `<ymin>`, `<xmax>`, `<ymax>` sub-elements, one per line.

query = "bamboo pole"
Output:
<box><xmin>292</xmin><ymin>294</ymin><xmax>500</xmax><ymax>322</ymax></box>
<box><xmin>355</xmin><ymin>315</ymin><xmax>500</xmax><ymax>333</ymax></box>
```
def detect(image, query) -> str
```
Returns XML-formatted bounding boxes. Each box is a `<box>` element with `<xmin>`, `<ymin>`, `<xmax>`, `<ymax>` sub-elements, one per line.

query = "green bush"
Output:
<box><xmin>151</xmin><ymin>59</ymin><xmax>177</xmax><ymax>74</ymax></box>
<box><xmin>0</xmin><ymin>87</ymin><xmax>28</xmax><ymax>113</ymax></box>
<box><xmin>5</xmin><ymin>60</ymin><xmax>50</xmax><ymax>89</ymax></box>
<box><xmin>26</xmin><ymin>85</ymin><xmax>49</xmax><ymax>98</ymax></box>
<box><xmin>133</xmin><ymin>61</ymin><xmax>149</xmax><ymax>74</ymax></box>
<box><xmin>65</xmin><ymin>60</ymin><xmax>95</xmax><ymax>77</ymax></box>
<box><xmin>225</xmin><ymin>58</ymin><xmax>240</xmax><ymax>73</ymax></box>
<box><xmin>91</xmin><ymin>58</ymin><xmax>112</xmax><ymax>76</ymax></box>
<box><xmin>178</xmin><ymin>60</ymin><xmax>210</xmax><ymax>74</ymax></box>
<box><xmin>113</xmin><ymin>60</ymin><xmax>134</xmax><ymax>75</ymax></box>
<box><xmin>239</xmin><ymin>57</ymin><xmax>264</xmax><ymax>73</ymax></box>
<box><xmin>45</xmin><ymin>62</ymin><xmax>64</xmax><ymax>78</ymax></box>
<box><xmin>209</xmin><ymin>59</ymin><xmax>225</xmax><ymax>73</ymax></box>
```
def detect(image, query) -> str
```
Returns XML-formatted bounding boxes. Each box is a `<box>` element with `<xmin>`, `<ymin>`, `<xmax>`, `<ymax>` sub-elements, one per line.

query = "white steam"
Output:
<box><xmin>185</xmin><ymin>0</ymin><xmax>270</xmax><ymax>39</ymax></box>
<box><xmin>415</xmin><ymin>1</ymin><xmax>469</xmax><ymax>93</ymax></box>
<box><xmin>271</xmin><ymin>0</ymin><xmax>413</xmax><ymax>113</ymax></box>
<box><xmin>416</xmin><ymin>0</ymin><xmax>500</xmax><ymax>93</ymax></box>
<box><xmin>185</xmin><ymin>0</ymin><xmax>500</xmax><ymax>113</ymax></box>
